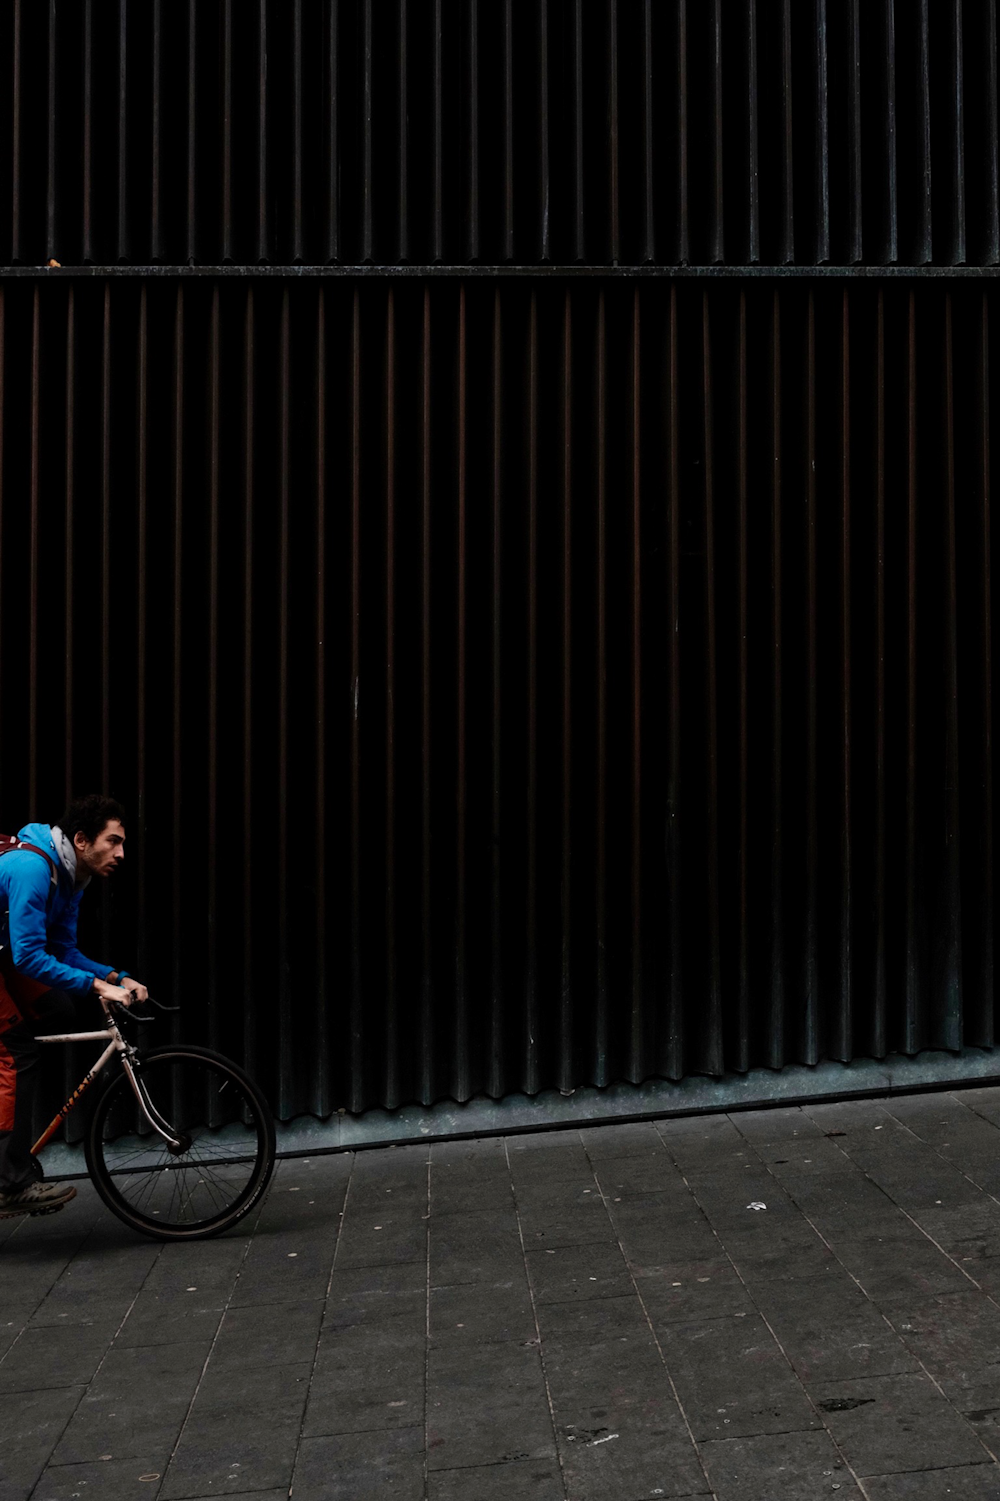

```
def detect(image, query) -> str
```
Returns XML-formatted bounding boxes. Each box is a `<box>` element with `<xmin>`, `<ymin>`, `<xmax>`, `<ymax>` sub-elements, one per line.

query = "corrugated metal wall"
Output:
<box><xmin>4</xmin><ymin>0</ymin><xmax>1000</xmax><ymax>269</ymax></box>
<box><xmin>1</xmin><ymin>3</ymin><xmax>997</xmax><ymax>1128</ymax></box>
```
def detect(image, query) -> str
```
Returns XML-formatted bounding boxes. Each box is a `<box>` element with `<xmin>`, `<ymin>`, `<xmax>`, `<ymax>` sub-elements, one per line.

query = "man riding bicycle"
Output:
<box><xmin>0</xmin><ymin>794</ymin><xmax>147</xmax><ymax>1218</ymax></box>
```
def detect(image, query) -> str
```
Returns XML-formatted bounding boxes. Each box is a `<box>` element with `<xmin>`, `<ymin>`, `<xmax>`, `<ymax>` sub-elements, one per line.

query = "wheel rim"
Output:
<box><xmin>93</xmin><ymin>1054</ymin><xmax>267</xmax><ymax>1231</ymax></box>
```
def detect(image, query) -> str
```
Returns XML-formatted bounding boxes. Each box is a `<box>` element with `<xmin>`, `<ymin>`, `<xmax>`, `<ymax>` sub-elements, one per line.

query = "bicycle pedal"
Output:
<box><xmin>0</xmin><ymin>1202</ymin><xmax>67</xmax><ymax>1220</ymax></box>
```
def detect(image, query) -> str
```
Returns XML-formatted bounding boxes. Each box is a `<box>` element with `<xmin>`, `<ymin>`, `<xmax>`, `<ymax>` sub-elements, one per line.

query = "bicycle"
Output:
<box><xmin>30</xmin><ymin>997</ymin><xmax>276</xmax><ymax>1241</ymax></box>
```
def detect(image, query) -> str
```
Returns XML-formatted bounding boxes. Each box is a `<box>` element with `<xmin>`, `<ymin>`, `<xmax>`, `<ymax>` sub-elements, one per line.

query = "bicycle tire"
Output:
<box><xmin>84</xmin><ymin>1045</ymin><xmax>276</xmax><ymax>1241</ymax></box>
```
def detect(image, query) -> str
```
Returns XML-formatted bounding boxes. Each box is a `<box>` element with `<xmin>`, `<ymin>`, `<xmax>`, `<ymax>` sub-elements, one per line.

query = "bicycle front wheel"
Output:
<box><xmin>84</xmin><ymin>1046</ymin><xmax>276</xmax><ymax>1241</ymax></box>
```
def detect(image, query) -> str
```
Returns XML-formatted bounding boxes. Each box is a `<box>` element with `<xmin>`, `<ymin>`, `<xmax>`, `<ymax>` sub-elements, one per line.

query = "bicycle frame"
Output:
<box><xmin>30</xmin><ymin>1014</ymin><xmax>183</xmax><ymax>1157</ymax></box>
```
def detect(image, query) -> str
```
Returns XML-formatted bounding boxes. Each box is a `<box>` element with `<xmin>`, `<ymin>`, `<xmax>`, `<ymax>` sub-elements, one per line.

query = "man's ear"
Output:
<box><xmin>72</xmin><ymin>830</ymin><xmax>88</xmax><ymax>853</ymax></box>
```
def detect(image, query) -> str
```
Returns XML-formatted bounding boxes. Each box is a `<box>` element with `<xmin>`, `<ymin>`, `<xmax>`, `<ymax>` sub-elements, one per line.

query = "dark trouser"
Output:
<box><xmin>0</xmin><ymin>953</ymin><xmax>78</xmax><ymax>1193</ymax></box>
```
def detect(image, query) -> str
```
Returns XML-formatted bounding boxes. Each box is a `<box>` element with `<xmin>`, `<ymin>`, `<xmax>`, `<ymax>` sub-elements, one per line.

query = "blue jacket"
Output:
<box><xmin>0</xmin><ymin>823</ymin><xmax>116</xmax><ymax>997</ymax></box>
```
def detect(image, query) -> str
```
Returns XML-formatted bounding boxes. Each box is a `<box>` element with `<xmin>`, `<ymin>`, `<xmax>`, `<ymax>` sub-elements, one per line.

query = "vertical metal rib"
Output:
<box><xmin>362</xmin><ymin>0</ymin><xmax>374</xmax><ymax>262</ymax></box>
<box><xmin>700</xmin><ymin>292</ymin><xmax>722</xmax><ymax>1074</ymax></box>
<box><xmin>846</xmin><ymin>0</ymin><xmax>862</xmax><ymax>263</ymax></box>
<box><xmin>384</xmin><ymin>287</ymin><xmax>398</xmax><ymax>1105</ymax></box>
<box><xmin>257</xmin><ymin>0</ymin><xmax>268</xmax><ymax>263</ymax></box>
<box><xmin>903</xmin><ymin>290</ymin><xmax>919</xmax><ymax>1048</ymax></box>
<box><xmin>608</xmin><ymin>0</ymin><xmax>620</xmax><ymax>264</ymax></box>
<box><xmin>768</xmin><ymin>289</ymin><xmax>785</xmax><ymax>1064</ymax></box>
<box><xmin>489</xmin><ymin>287</ymin><xmax>504</xmax><ymax>1096</ymax></box>
<box><xmin>949</xmin><ymin>0</ymin><xmax>966</xmax><ymax>265</ymax></box>
<box><xmin>242</xmin><ymin>287</ymin><xmax>256</xmax><ymax>1072</ymax></box>
<box><xmin>398</xmin><ymin>0</ymin><xmax>408</xmax><ymax>263</ymax></box>
<box><xmin>277</xmin><ymin>288</ymin><xmax>292</xmax><ymax>1109</ymax></box>
<box><xmin>985</xmin><ymin>1</ymin><xmax>999</xmax><ymax>264</ymax></box>
<box><xmin>573</xmin><ymin>0</ymin><xmax>585</xmax><ymax>263</ymax></box>
<box><xmin>46</xmin><ymin>0</ymin><xmax>57</xmax><ymax>263</ymax></box>
<box><xmin>872</xmin><ymin>288</ymin><xmax>887</xmax><ymax>1056</ymax></box>
<box><xmin>628</xmin><ymin>288</ymin><xmax>642</xmax><ymax>1079</ymax></box>
<box><xmin>676</xmin><ymin>0</ymin><xmax>689</xmax><ymax>264</ymax></box>
<box><xmin>292</xmin><ymin>0</ymin><xmax>303</xmax><ymax>263</ymax></box>
<box><xmin>432</xmin><ymin>0</ymin><xmax>443</xmax><ymax>262</ymax></box>
<box><xmin>813</xmin><ymin>0</ymin><xmax>830</xmax><ymax>263</ymax></box>
<box><xmin>502</xmin><ymin>0</ymin><xmax>514</xmax><ymax>260</ymax></box>
<box><xmin>0</xmin><ymin>290</ymin><xmax>4</xmax><ymax>772</ymax></box>
<box><xmin>135</xmin><ymin>285</ymin><xmax>147</xmax><ymax>981</ymax></box>
<box><xmin>28</xmin><ymin>285</ymin><xmax>40</xmax><ymax>812</ymax></box>
<box><xmin>525</xmin><ymin>289</ymin><xmax>539</xmax><ymax>1092</ymax></box>
<box><xmin>735</xmin><ymin>289</ymin><xmax>749</xmax><ymax>1070</ymax></box>
<box><xmin>314</xmin><ymin>287</ymin><xmax>330</xmax><ymax>1110</ymax></box>
<box><xmin>64</xmin><ymin>287</ymin><xmax>75</xmax><ymax>800</ymax></box>
<box><xmin>222</xmin><ymin>0</ymin><xmax>233</xmax><ymax>262</ymax></box>
<box><xmin>641</xmin><ymin>0</ymin><xmax>654</xmax><ymax>261</ymax></box>
<box><xmin>977</xmin><ymin>292</ymin><xmax>994</xmax><ymax>1035</ymax></box>
<box><xmin>117</xmin><ymin>0</ymin><xmax>128</xmax><ymax>261</ymax></box>
<box><xmin>349</xmin><ymin>288</ymin><xmax>363</xmax><ymax>1107</ymax></box>
<box><xmin>325</xmin><ymin>0</ymin><xmax>339</xmax><ymax>263</ymax></box>
<box><xmin>420</xmin><ymin>286</ymin><xmax>434</xmax><ymax>1104</ymax></box>
<box><xmin>11</xmin><ymin>0</ymin><xmax>21</xmax><ymax>263</ymax></box>
<box><xmin>915</xmin><ymin>0</ymin><xmax>932</xmax><ymax>263</ymax></box>
<box><xmin>151</xmin><ymin>0</ymin><xmax>162</xmax><ymax>261</ymax></box>
<box><xmin>746</xmin><ymin>0</ymin><xmax>760</xmax><ymax>264</ymax></box>
<box><xmin>207</xmin><ymin>287</ymin><xmax>220</xmax><ymax>1050</ymax></box>
<box><xmin>708</xmin><ymin>0</ymin><xmax>724</xmax><ymax>264</ymax></box>
<box><xmin>83</xmin><ymin>0</ymin><xmax>93</xmax><ymax>262</ymax></box>
<box><xmin>780</xmin><ymin>0</ymin><xmax>794</xmax><ymax>263</ymax></box>
<box><xmin>467</xmin><ymin>0</ymin><xmax>480</xmax><ymax>262</ymax></box>
<box><xmin>939</xmin><ymin>293</ymin><xmax>962</xmax><ymax>1045</ymax></box>
<box><xmin>835</xmin><ymin>287</ymin><xmax>852</xmax><ymax>1057</ymax></box>
<box><xmin>186</xmin><ymin>0</ymin><xmax>196</xmax><ymax>264</ymax></box>
<box><xmin>171</xmin><ymin>284</ymin><xmax>184</xmax><ymax>1009</ymax></box>
<box><xmin>662</xmin><ymin>284</ymin><xmax>682</xmax><ymax>1077</ymax></box>
<box><xmin>803</xmin><ymin>291</ymin><xmax>819</xmax><ymax>1062</ymax></box>
<box><xmin>100</xmin><ymin>283</ymin><xmax>111</xmax><ymax>798</ymax></box>
<box><xmin>884</xmin><ymin>0</ymin><xmax>898</xmax><ymax>263</ymax></box>
<box><xmin>538</xmin><ymin>0</ymin><xmax>551</xmax><ymax>261</ymax></box>
<box><xmin>558</xmin><ymin>289</ymin><xmax>572</xmax><ymax>1089</ymax></box>
<box><xmin>454</xmin><ymin>284</ymin><xmax>469</xmax><ymax>1094</ymax></box>
<box><xmin>594</xmin><ymin>288</ymin><xmax>609</xmax><ymax>1084</ymax></box>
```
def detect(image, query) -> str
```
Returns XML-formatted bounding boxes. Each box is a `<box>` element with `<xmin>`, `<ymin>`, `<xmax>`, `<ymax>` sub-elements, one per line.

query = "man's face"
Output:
<box><xmin>74</xmin><ymin>819</ymin><xmax>125</xmax><ymax>879</ymax></box>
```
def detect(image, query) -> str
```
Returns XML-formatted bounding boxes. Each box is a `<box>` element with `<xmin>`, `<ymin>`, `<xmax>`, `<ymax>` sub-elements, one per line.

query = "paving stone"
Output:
<box><xmin>590</xmin><ymin>1152</ymin><xmax>687</xmax><ymax>1197</ymax></box>
<box><xmin>304</xmin><ymin>1334</ymin><xmax>425</xmax><ymax>1436</ymax></box>
<box><xmin>660</xmin><ymin>1312</ymin><xmax>821</xmax><ymax>1441</ymax></box>
<box><xmin>558</xmin><ymin>1429</ymin><xmax>709</xmax><ymax>1500</ymax></box>
<box><xmin>0</xmin><ymin>1319</ymin><xmax>121</xmax><ymax>1393</ymax></box>
<box><xmin>293</xmin><ymin>1426</ymin><xmax>425</xmax><ymax>1500</ymax></box>
<box><xmin>333</xmin><ymin>1209</ymin><xmax>427</xmax><ymax>1272</ymax></box>
<box><xmin>526</xmin><ymin>1241</ymin><xmax>632</xmax><ymax>1304</ymax></box>
<box><xmin>428</xmin><ymin>1454</ymin><xmax>565</xmax><ymax>1500</ymax></box>
<box><xmin>811</xmin><ymin>1371</ymin><xmax>988</xmax><ymax>1476</ymax></box>
<box><xmin>635</xmin><ymin>1261</ymin><xmax>756</xmax><ymax>1325</ymax></box>
<box><xmin>862</xmin><ymin>1464</ymin><xmax>1000</xmax><ymax>1498</ymax></box>
<box><xmin>0</xmin><ymin>1309</ymin><xmax>36</xmax><ymax>1359</ymax></box>
<box><xmin>227</xmin><ymin>1226</ymin><xmax>341</xmax><ymax>1305</ymax></box>
<box><xmin>751</xmin><ymin>1277</ymin><xmax>920</xmax><ymax>1383</ymax></box>
<box><xmin>159</xmin><ymin>1360</ymin><xmax>312</xmax><ymax>1498</ymax></box>
<box><xmin>429</xmin><ymin>1279</ymin><xmax>535</xmax><ymax>1345</ymax></box>
<box><xmin>426</xmin><ymin>1340</ymin><xmax>555</xmax><ymax>1471</ymax></box>
<box><xmin>888</xmin><ymin>1291</ymin><xmax>1000</xmax><ymax>1390</ymax></box>
<box><xmin>827</xmin><ymin>1229</ymin><xmax>973</xmax><ymax>1304</ymax></box>
<box><xmin>606</xmin><ymin>1196</ymin><xmax>719</xmax><ymax>1266</ymax></box>
<box><xmin>517</xmin><ymin>1198</ymin><xmax>618</xmax><ymax>1251</ymax></box>
<box><xmin>30</xmin><ymin>1454</ymin><xmax>172</xmax><ymax>1501</ymax></box>
<box><xmin>51</xmin><ymin>1340</ymin><xmax>210</xmax><ymax>1465</ymax></box>
<box><xmin>699</xmin><ymin>1428</ymin><xmax>862</xmax><ymax>1500</ymax></box>
<box><xmin>430</xmin><ymin>1207</ymin><xmax>525</xmax><ymax>1286</ymax></box>
<box><xmin>210</xmin><ymin>1298</ymin><xmax>325</xmax><ymax>1369</ymax></box>
<box><xmin>0</xmin><ymin>1386</ymin><xmax>85</xmax><ymax>1499</ymax></box>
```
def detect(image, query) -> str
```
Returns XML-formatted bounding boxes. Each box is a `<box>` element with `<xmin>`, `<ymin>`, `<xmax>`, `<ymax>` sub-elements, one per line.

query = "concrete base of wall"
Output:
<box><xmin>43</xmin><ymin>1044</ymin><xmax>1000</xmax><ymax>1178</ymax></box>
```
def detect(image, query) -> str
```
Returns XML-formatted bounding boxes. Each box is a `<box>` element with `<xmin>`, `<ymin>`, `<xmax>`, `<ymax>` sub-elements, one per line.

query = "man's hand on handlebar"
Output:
<box><xmin>93</xmin><ymin>976</ymin><xmax>149</xmax><ymax>1008</ymax></box>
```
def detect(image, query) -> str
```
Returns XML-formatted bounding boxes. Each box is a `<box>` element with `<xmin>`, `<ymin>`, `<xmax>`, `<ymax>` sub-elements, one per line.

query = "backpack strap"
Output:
<box><xmin>0</xmin><ymin>837</ymin><xmax>59</xmax><ymax>896</ymax></box>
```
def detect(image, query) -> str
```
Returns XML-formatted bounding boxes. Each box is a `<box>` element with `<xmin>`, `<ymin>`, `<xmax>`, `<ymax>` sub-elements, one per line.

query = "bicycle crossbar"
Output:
<box><xmin>35</xmin><ymin>1031</ymin><xmax>116</xmax><ymax>1043</ymax></box>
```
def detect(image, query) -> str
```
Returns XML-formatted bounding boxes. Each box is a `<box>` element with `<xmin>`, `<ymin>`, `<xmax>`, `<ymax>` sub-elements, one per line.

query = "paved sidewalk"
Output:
<box><xmin>6</xmin><ymin>1091</ymin><xmax>1000</xmax><ymax>1500</ymax></box>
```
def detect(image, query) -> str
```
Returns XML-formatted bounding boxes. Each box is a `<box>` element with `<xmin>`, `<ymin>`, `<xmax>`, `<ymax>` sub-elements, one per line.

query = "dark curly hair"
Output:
<box><xmin>58</xmin><ymin>794</ymin><xmax>126</xmax><ymax>844</ymax></box>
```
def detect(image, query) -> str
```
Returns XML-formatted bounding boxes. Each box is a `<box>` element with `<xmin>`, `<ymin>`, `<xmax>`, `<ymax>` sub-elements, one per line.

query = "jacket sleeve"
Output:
<box><xmin>6</xmin><ymin>855</ymin><xmax>108</xmax><ymax>997</ymax></box>
<box><xmin>47</xmin><ymin>890</ymin><xmax>116</xmax><ymax>986</ymax></box>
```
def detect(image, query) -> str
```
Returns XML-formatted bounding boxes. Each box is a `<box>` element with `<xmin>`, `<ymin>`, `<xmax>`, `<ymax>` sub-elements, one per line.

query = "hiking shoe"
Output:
<box><xmin>0</xmin><ymin>1180</ymin><xmax>77</xmax><ymax>1218</ymax></box>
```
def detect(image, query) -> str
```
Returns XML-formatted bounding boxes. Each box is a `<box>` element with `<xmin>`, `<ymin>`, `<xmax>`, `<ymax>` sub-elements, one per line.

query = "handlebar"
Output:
<box><xmin>106</xmin><ymin>995</ymin><xmax>180</xmax><ymax>1025</ymax></box>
